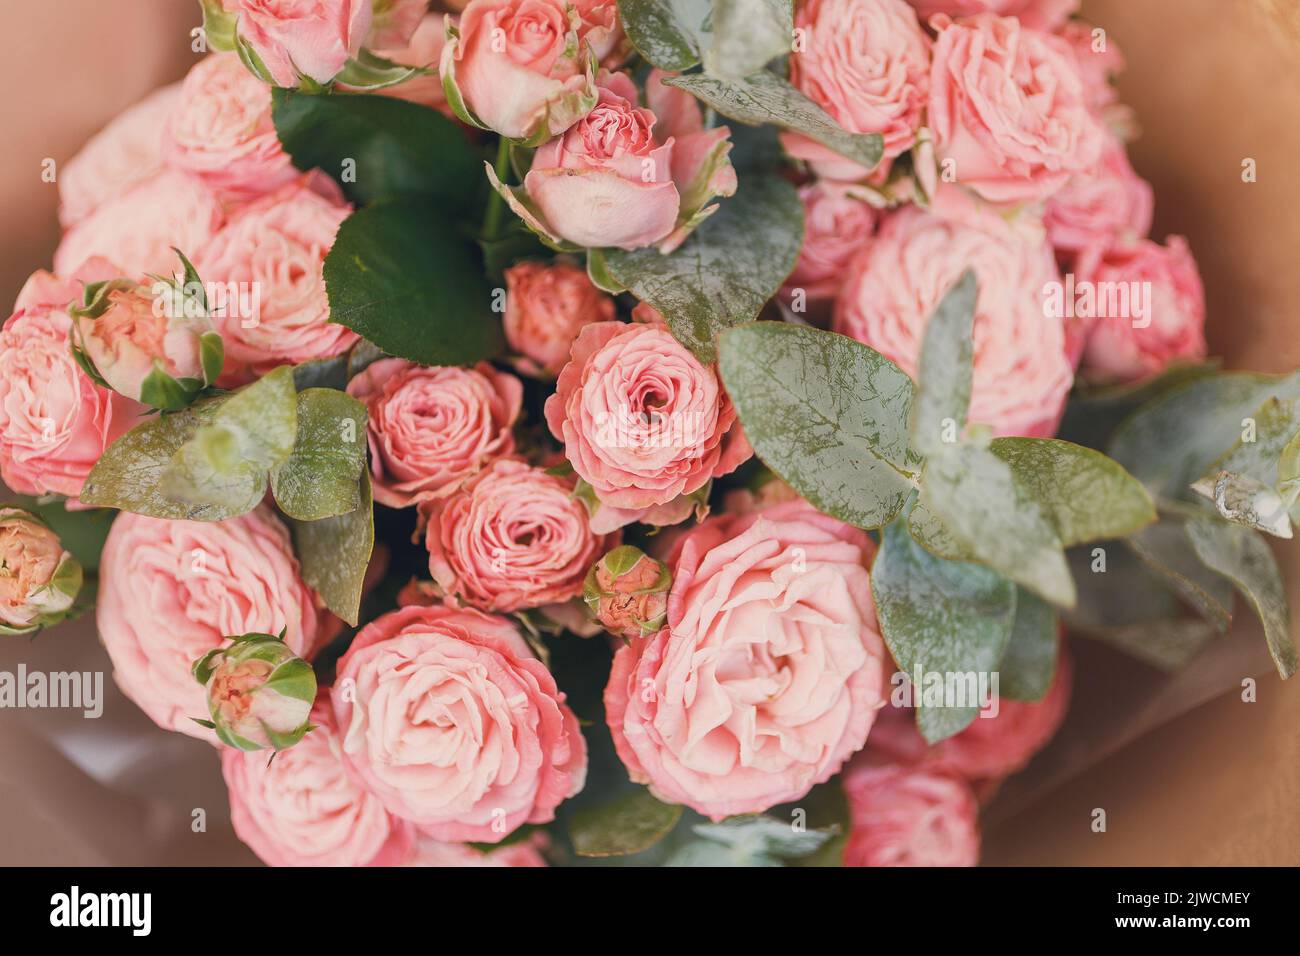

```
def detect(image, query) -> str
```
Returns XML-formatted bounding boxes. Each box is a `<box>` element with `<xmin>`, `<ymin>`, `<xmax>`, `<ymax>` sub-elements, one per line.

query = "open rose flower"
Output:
<box><xmin>605</xmin><ymin>500</ymin><xmax>887</xmax><ymax>819</ymax></box>
<box><xmin>216</xmin><ymin>0</ymin><xmax>373</xmax><ymax>87</ymax></box>
<box><xmin>1044</xmin><ymin>134</ymin><xmax>1153</xmax><ymax>263</ymax></box>
<box><xmin>346</xmin><ymin>358</ymin><xmax>522</xmax><ymax>507</ymax></box>
<box><xmin>331</xmin><ymin>603</ymin><xmax>587</xmax><ymax>842</ymax></box>
<box><xmin>497</xmin><ymin>69</ymin><xmax>736</xmax><ymax>252</ymax></box>
<box><xmin>223</xmin><ymin>698</ymin><xmax>415</xmax><ymax>866</ymax></box>
<box><xmin>782</xmin><ymin>181</ymin><xmax>877</xmax><ymax>304</ymax></box>
<box><xmin>835</xmin><ymin>206</ymin><xmax>1071</xmax><ymax>437</ymax></box>
<box><xmin>194</xmin><ymin>632</ymin><xmax>317</xmax><ymax>751</ymax></box>
<box><xmin>504</xmin><ymin>260</ymin><xmax>615</xmax><ymax>376</ymax></box>
<box><xmin>906</xmin><ymin>0</ymin><xmax>1078</xmax><ymax>32</ymax></box>
<box><xmin>928</xmin><ymin>13</ymin><xmax>1105</xmax><ymax>206</ymax></box>
<box><xmin>545</xmin><ymin>320</ymin><xmax>751</xmax><ymax>533</ymax></box>
<box><xmin>0</xmin><ymin>508</ymin><xmax>82</xmax><ymax>635</ymax></box>
<box><xmin>97</xmin><ymin>508</ymin><xmax>323</xmax><ymax>740</ymax></box>
<box><xmin>783</xmin><ymin>0</ymin><xmax>931</xmax><ymax>182</ymax></box>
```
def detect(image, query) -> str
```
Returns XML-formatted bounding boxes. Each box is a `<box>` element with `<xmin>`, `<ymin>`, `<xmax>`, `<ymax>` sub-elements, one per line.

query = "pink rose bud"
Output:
<box><xmin>0</xmin><ymin>508</ymin><xmax>82</xmax><ymax>636</ymax></box>
<box><xmin>504</xmin><ymin>260</ymin><xmax>615</xmax><ymax>377</ymax></box>
<box><xmin>583</xmin><ymin>545</ymin><xmax>670</xmax><ymax>640</ymax></box>
<box><xmin>206</xmin><ymin>0</ymin><xmax>374</xmax><ymax>88</ymax></box>
<box><xmin>194</xmin><ymin>632</ymin><xmax>318</xmax><ymax>752</ymax></box>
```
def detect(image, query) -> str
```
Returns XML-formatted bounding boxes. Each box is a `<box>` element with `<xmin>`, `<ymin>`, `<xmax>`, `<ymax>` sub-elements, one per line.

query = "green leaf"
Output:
<box><xmin>1186</xmin><ymin>518</ymin><xmax>1296</xmax><ymax>679</ymax></box>
<box><xmin>271</xmin><ymin>389</ymin><xmax>367</xmax><ymax>521</ymax></box>
<box><xmin>1125</xmin><ymin>518</ymin><xmax>1234</xmax><ymax>631</ymax></box>
<box><xmin>569</xmin><ymin>787</ymin><xmax>683</xmax><ymax>858</ymax></box>
<box><xmin>324</xmin><ymin>200</ymin><xmax>502</xmax><ymax>366</ymax></box>
<box><xmin>719</xmin><ymin>322</ymin><xmax>921</xmax><ymax>530</ymax></box>
<box><xmin>290</xmin><ymin>471</ymin><xmax>374</xmax><ymax>626</ymax></box>
<box><xmin>138</xmin><ymin>363</ymin><xmax>197</xmax><ymax>412</ymax></box>
<box><xmin>665</xmin><ymin>71</ymin><xmax>884</xmax><ymax>172</ymax></box>
<box><xmin>664</xmin><ymin>815</ymin><xmax>835</xmax><ymax>867</ymax></box>
<box><xmin>602</xmin><ymin>174</ymin><xmax>802</xmax><ymax>362</ymax></box>
<box><xmin>909</xmin><ymin>270</ymin><xmax>977</xmax><ymax>455</ymax></box>
<box><xmin>999</xmin><ymin>588</ymin><xmax>1058</xmax><ymax>701</ymax></box>
<box><xmin>1191</xmin><ymin>396</ymin><xmax>1300</xmax><ymax>537</ymax></box>
<box><xmin>872</xmin><ymin>519</ymin><xmax>1016</xmax><ymax>743</ymax></box>
<box><xmin>291</xmin><ymin>354</ymin><xmax>350</xmax><ymax>392</ymax></box>
<box><xmin>704</xmin><ymin>0</ymin><xmax>792</xmax><ymax>78</ymax></box>
<box><xmin>617</xmin><ymin>0</ymin><xmax>713</xmax><ymax>71</ymax></box>
<box><xmin>335</xmin><ymin>50</ymin><xmax>425</xmax><ymax>91</ymax></box>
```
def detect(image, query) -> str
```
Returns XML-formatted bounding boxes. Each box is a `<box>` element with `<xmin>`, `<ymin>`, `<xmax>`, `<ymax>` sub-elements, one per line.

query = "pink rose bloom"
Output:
<box><xmin>1076</xmin><ymin>236</ymin><xmax>1207</xmax><ymax>384</ymax></box>
<box><xmin>97</xmin><ymin>508</ymin><xmax>322</xmax><ymax>740</ymax></box>
<box><xmin>544</xmin><ymin>320</ymin><xmax>751</xmax><ymax>533</ymax></box>
<box><xmin>222</xmin><ymin>0</ymin><xmax>372</xmax><ymax>87</ymax></box>
<box><xmin>928</xmin><ymin>13</ymin><xmax>1105</xmax><ymax>206</ymax></box>
<box><xmin>223</xmin><ymin>698</ymin><xmax>415</xmax><ymax>866</ymax></box>
<box><xmin>1044</xmin><ymin>134</ymin><xmax>1153</xmax><ymax>262</ymax></box>
<box><xmin>518</xmin><ymin>70</ymin><xmax>736</xmax><ymax>252</ymax></box>
<box><xmin>423</xmin><ymin>458</ymin><xmax>612</xmax><ymax>612</ymax></box>
<box><xmin>1057</xmin><ymin>18</ymin><xmax>1126</xmax><ymax>114</ymax></box>
<box><xmin>164</xmin><ymin>54</ymin><xmax>298</xmax><ymax>202</ymax></box>
<box><xmin>604</xmin><ymin>500</ymin><xmax>887</xmax><ymax>820</ymax></box>
<box><xmin>834</xmin><ymin>206</ymin><xmax>1071</xmax><ymax>438</ymax></box>
<box><xmin>783</xmin><ymin>0</ymin><xmax>931</xmax><ymax>182</ymax></box>
<box><xmin>368</xmin><ymin>0</ymin><xmax>430</xmax><ymax>48</ymax></box>
<box><xmin>781</xmin><ymin>181</ymin><xmax>877</xmax><ymax>304</ymax></box>
<box><xmin>346</xmin><ymin>358</ymin><xmax>522</xmax><ymax>507</ymax></box>
<box><xmin>58</xmin><ymin>84</ymin><xmax>180</xmax><ymax>228</ymax></box>
<box><xmin>331</xmin><ymin>603</ymin><xmax>587</xmax><ymax>842</ymax></box>
<box><xmin>504</xmin><ymin>260</ymin><xmax>615</xmax><ymax>376</ymax></box>
<box><xmin>405</xmin><ymin>833</ymin><xmax>549</xmax><ymax>866</ymax></box>
<box><xmin>54</xmin><ymin>169</ymin><xmax>224</xmax><ymax>278</ymax></box>
<box><xmin>195</xmin><ymin>178</ymin><xmax>355</xmax><ymax>376</ymax></box>
<box><xmin>906</xmin><ymin>0</ymin><xmax>1077</xmax><ymax>31</ymax></box>
<box><xmin>841</xmin><ymin>754</ymin><xmax>980</xmax><ymax>866</ymax></box>
<box><xmin>365</xmin><ymin>12</ymin><xmax>451</xmax><ymax>112</ymax></box>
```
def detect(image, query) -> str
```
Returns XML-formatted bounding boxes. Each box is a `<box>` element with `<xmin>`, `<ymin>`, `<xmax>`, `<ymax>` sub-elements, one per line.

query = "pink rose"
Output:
<box><xmin>58</xmin><ymin>84</ymin><xmax>180</xmax><ymax>228</ymax></box>
<box><xmin>604</xmin><ymin>500</ymin><xmax>887</xmax><ymax>820</ymax></box>
<box><xmin>223</xmin><ymin>698</ymin><xmax>415</xmax><ymax>866</ymax></box>
<box><xmin>515</xmin><ymin>70</ymin><xmax>736</xmax><ymax>252</ymax></box>
<box><xmin>783</xmin><ymin>0</ymin><xmax>931</xmax><ymax>182</ymax></box>
<box><xmin>368</xmin><ymin>0</ymin><xmax>430</xmax><ymax>48</ymax></box>
<box><xmin>331</xmin><ymin>603</ymin><xmax>587</xmax><ymax>842</ymax></box>
<box><xmin>163</xmin><ymin>54</ymin><xmax>298</xmax><ymax>202</ymax></box>
<box><xmin>841</xmin><ymin>753</ymin><xmax>980</xmax><ymax>866</ymax></box>
<box><xmin>834</xmin><ymin>206</ymin><xmax>1071</xmax><ymax>438</ymax></box>
<box><xmin>346</xmin><ymin>358</ymin><xmax>522</xmax><ymax>507</ymax></box>
<box><xmin>1044</xmin><ymin>134</ymin><xmax>1153</xmax><ymax>262</ymax></box>
<box><xmin>1076</xmin><ymin>236</ymin><xmax>1207</xmax><ymax>384</ymax></box>
<box><xmin>1057</xmin><ymin>18</ymin><xmax>1126</xmax><ymax>115</ymax></box>
<box><xmin>423</xmin><ymin>458</ymin><xmax>612</xmax><ymax>612</ymax></box>
<box><xmin>222</xmin><ymin>0</ymin><xmax>372</xmax><ymax>87</ymax></box>
<box><xmin>544</xmin><ymin>320</ymin><xmax>751</xmax><ymax>533</ymax></box>
<box><xmin>928</xmin><ymin>13</ymin><xmax>1105</xmax><ymax>205</ymax></box>
<box><xmin>97</xmin><ymin>508</ymin><xmax>323</xmax><ymax>740</ymax></box>
<box><xmin>504</xmin><ymin>260</ymin><xmax>615</xmax><ymax>376</ymax></box>
<box><xmin>195</xmin><ymin>178</ymin><xmax>356</xmax><ymax>376</ymax></box>
<box><xmin>365</xmin><ymin>12</ymin><xmax>451</xmax><ymax>112</ymax></box>
<box><xmin>54</xmin><ymin>169</ymin><xmax>225</xmax><ymax>278</ymax></box>
<box><xmin>404</xmin><ymin>833</ymin><xmax>549</xmax><ymax>866</ymax></box>
<box><xmin>0</xmin><ymin>508</ymin><xmax>81</xmax><ymax>634</ymax></box>
<box><xmin>906</xmin><ymin>0</ymin><xmax>1077</xmax><ymax>31</ymax></box>
<box><xmin>781</xmin><ymin>181</ymin><xmax>877</xmax><ymax>304</ymax></box>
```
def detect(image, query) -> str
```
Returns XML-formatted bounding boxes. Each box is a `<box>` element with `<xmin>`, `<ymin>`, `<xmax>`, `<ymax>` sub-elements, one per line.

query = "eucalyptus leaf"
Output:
<box><xmin>1125</xmin><ymin>518</ymin><xmax>1234</xmax><ymax>631</ymax></box>
<box><xmin>909</xmin><ymin>270</ymin><xmax>976</xmax><ymax>455</ymax></box>
<box><xmin>664</xmin><ymin>815</ymin><xmax>834</xmax><ymax>867</ymax></box>
<box><xmin>1191</xmin><ymin>396</ymin><xmax>1300</xmax><ymax>537</ymax></box>
<box><xmin>290</xmin><ymin>471</ymin><xmax>374</xmax><ymax>627</ymax></box>
<box><xmin>704</xmin><ymin>0</ymin><xmax>792</xmax><ymax>78</ymax></box>
<box><xmin>617</xmin><ymin>0</ymin><xmax>713</xmax><ymax>71</ymax></box>
<box><xmin>569</xmin><ymin>787</ymin><xmax>683</xmax><ymax>858</ymax></box>
<box><xmin>999</xmin><ymin>588</ymin><xmax>1058</xmax><ymax>701</ymax></box>
<box><xmin>271</xmin><ymin>389</ymin><xmax>368</xmax><ymax>521</ymax></box>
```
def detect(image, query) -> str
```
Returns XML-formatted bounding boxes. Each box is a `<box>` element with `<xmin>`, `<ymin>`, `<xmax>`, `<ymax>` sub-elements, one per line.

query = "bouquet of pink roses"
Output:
<box><xmin>2</xmin><ymin>0</ymin><xmax>1295</xmax><ymax>868</ymax></box>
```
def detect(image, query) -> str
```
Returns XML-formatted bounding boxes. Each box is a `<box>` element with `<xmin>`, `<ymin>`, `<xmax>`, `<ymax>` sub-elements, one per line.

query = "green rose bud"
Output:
<box><xmin>192</xmin><ymin>632</ymin><xmax>316</xmax><ymax>752</ymax></box>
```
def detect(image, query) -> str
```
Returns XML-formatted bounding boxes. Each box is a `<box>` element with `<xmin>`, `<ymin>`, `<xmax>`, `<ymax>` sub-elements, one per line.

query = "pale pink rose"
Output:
<box><xmin>928</xmin><ymin>13</ymin><xmax>1105</xmax><ymax>205</ymax></box>
<box><xmin>366</xmin><ymin>12</ymin><xmax>451</xmax><ymax>112</ymax></box>
<box><xmin>1044</xmin><ymin>134</ymin><xmax>1153</xmax><ymax>261</ymax></box>
<box><xmin>222</xmin><ymin>0</ymin><xmax>372</xmax><ymax>86</ymax></box>
<box><xmin>164</xmin><ymin>54</ymin><xmax>298</xmax><ymax>202</ymax></box>
<box><xmin>544</xmin><ymin>320</ymin><xmax>751</xmax><ymax>533</ymax></box>
<box><xmin>0</xmin><ymin>509</ymin><xmax>78</xmax><ymax>633</ymax></box>
<box><xmin>906</xmin><ymin>0</ymin><xmax>1077</xmax><ymax>31</ymax></box>
<box><xmin>1057</xmin><ymin>18</ymin><xmax>1125</xmax><ymax>114</ymax></box>
<box><xmin>1076</xmin><ymin>236</ymin><xmax>1207</xmax><ymax>384</ymax></box>
<box><xmin>521</xmin><ymin>70</ymin><xmax>736</xmax><ymax>252</ymax></box>
<box><xmin>782</xmin><ymin>0</ymin><xmax>931</xmax><ymax>182</ymax></box>
<box><xmin>58</xmin><ymin>84</ymin><xmax>180</xmax><ymax>228</ymax></box>
<box><xmin>423</xmin><ymin>458</ymin><xmax>612</xmax><ymax>612</ymax></box>
<box><xmin>604</xmin><ymin>500</ymin><xmax>886</xmax><ymax>820</ymax></box>
<box><xmin>369</xmin><ymin>0</ymin><xmax>431</xmax><ymax>48</ymax></box>
<box><xmin>97</xmin><ymin>508</ymin><xmax>322</xmax><ymax>740</ymax></box>
<box><xmin>834</xmin><ymin>206</ymin><xmax>1071</xmax><ymax>438</ymax></box>
<box><xmin>346</xmin><ymin>358</ymin><xmax>522</xmax><ymax>507</ymax></box>
<box><xmin>504</xmin><ymin>260</ymin><xmax>615</xmax><ymax>376</ymax></box>
<box><xmin>331</xmin><ymin>603</ymin><xmax>587</xmax><ymax>842</ymax></box>
<box><xmin>54</xmin><ymin>169</ymin><xmax>224</xmax><ymax>278</ymax></box>
<box><xmin>571</xmin><ymin>0</ymin><xmax>623</xmax><ymax>64</ymax></box>
<box><xmin>223</xmin><ymin>699</ymin><xmax>415</xmax><ymax>866</ymax></box>
<box><xmin>782</xmin><ymin>181</ymin><xmax>877</xmax><ymax>303</ymax></box>
<box><xmin>195</xmin><ymin>178</ymin><xmax>355</xmax><ymax>376</ymax></box>
<box><xmin>404</xmin><ymin>833</ymin><xmax>549</xmax><ymax>866</ymax></box>
<box><xmin>841</xmin><ymin>753</ymin><xmax>980</xmax><ymax>866</ymax></box>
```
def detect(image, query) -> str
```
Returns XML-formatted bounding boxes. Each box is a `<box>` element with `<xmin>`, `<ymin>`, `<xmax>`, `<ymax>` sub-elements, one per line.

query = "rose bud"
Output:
<box><xmin>68</xmin><ymin>252</ymin><xmax>223</xmax><ymax>411</ymax></box>
<box><xmin>503</xmin><ymin>260</ymin><xmax>615</xmax><ymax>377</ymax></box>
<box><xmin>583</xmin><ymin>545</ymin><xmax>670</xmax><ymax>640</ymax></box>
<box><xmin>0</xmin><ymin>508</ymin><xmax>82</xmax><ymax>636</ymax></box>
<box><xmin>202</xmin><ymin>0</ymin><xmax>373</xmax><ymax>88</ymax></box>
<box><xmin>193</xmin><ymin>632</ymin><xmax>318</xmax><ymax>752</ymax></box>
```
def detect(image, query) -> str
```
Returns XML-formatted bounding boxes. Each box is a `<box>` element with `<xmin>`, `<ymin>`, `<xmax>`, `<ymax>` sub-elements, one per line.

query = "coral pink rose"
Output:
<box><xmin>423</xmin><ymin>458</ymin><xmax>612</xmax><ymax>612</ymax></box>
<box><xmin>906</xmin><ymin>0</ymin><xmax>1077</xmax><ymax>31</ymax></box>
<box><xmin>221</xmin><ymin>0</ymin><xmax>372</xmax><ymax>87</ymax></box>
<box><xmin>164</xmin><ymin>53</ymin><xmax>298</xmax><ymax>202</ymax></box>
<box><xmin>331</xmin><ymin>603</ymin><xmax>587</xmax><ymax>842</ymax></box>
<box><xmin>405</xmin><ymin>833</ymin><xmax>549</xmax><ymax>866</ymax></box>
<box><xmin>0</xmin><ymin>508</ymin><xmax>80</xmax><ymax>634</ymax></box>
<box><xmin>783</xmin><ymin>0</ymin><xmax>931</xmax><ymax>182</ymax></box>
<box><xmin>346</xmin><ymin>358</ymin><xmax>522</xmax><ymax>507</ymax></box>
<box><xmin>58</xmin><ymin>84</ymin><xmax>179</xmax><ymax>228</ymax></box>
<box><xmin>97</xmin><ymin>508</ymin><xmax>323</xmax><ymax>740</ymax></box>
<box><xmin>604</xmin><ymin>500</ymin><xmax>887</xmax><ymax>820</ymax></box>
<box><xmin>834</xmin><ymin>206</ymin><xmax>1071</xmax><ymax>437</ymax></box>
<box><xmin>504</xmin><ymin>260</ymin><xmax>615</xmax><ymax>376</ymax></box>
<box><xmin>928</xmin><ymin>13</ymin><xmax>1105</xmax><ymax>206</ymax></box>
<box><xmin>1076</xmin><ymin>236</ymin><xmax>1207</xmax><ymax>384</ymax></box>
<box><xmin>782</xmin><ymin>181</ymin><xmax>877</xmax><ymax>304</ymax></box>
<box><xmin>841</xmin><ymin>753</ymin><xmax>980</xmax><ymax>866</ymax></box>
<box><xmin>1044</xmin><ymin>134</ymin><xmax>1153</xmax><ymax>262</ymax></box>
<box><xmin>223</xmin><ymin>699</ymin><xmax>415</xmax><ymax>866</ymax></box>
<box><xmin>195</xmin><ymin>178</ymin><xmax>355</xmax><ymax>376</ymax></box>
<box><xmin>545</xmin><ymin>320</ymin><xmax>751</xmax><ymax>533</ymax></box>
<box><xmin>54</xmin><ymin>169</ymin><xmax>224</xmax><ymax>278</ymax></box>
